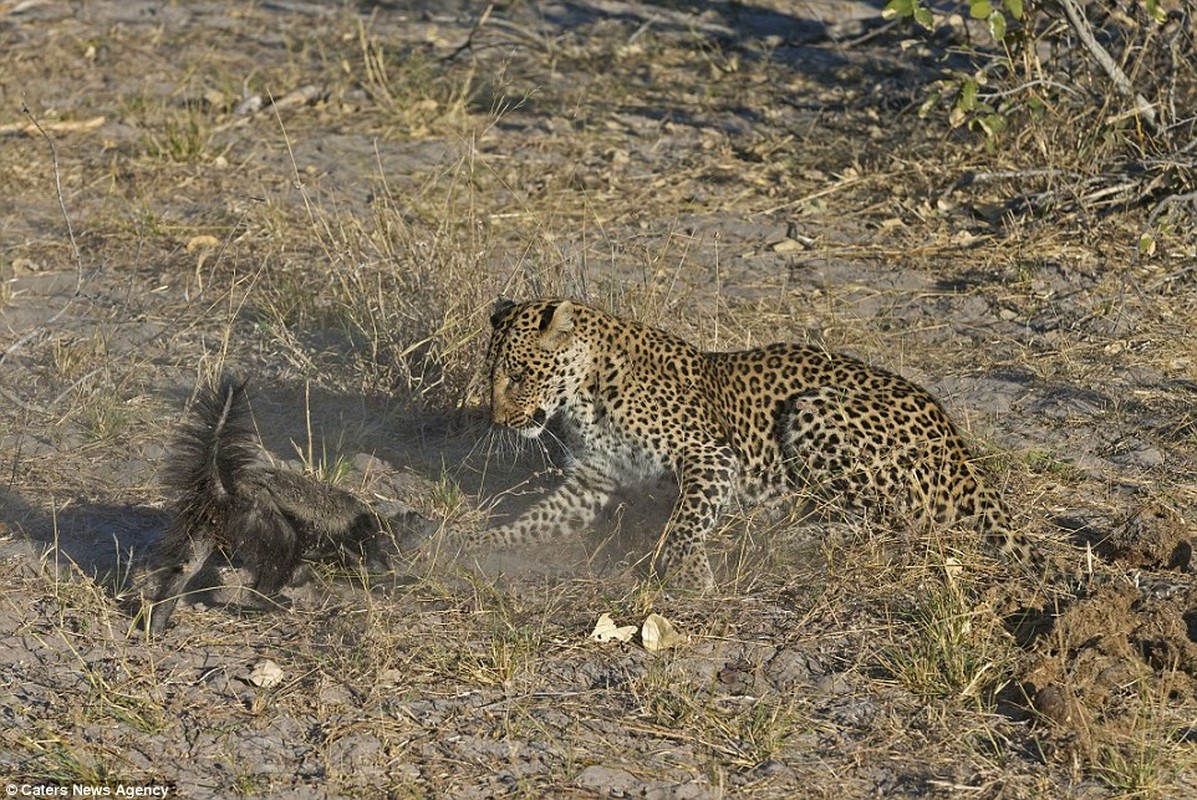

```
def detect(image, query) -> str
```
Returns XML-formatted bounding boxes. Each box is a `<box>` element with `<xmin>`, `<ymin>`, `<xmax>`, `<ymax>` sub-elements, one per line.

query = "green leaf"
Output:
<box><xmin>959</xmin><ymin>79</ymin><xmax>978</xmax><ymax>112</ymax></box>
<box><xmin>970</xmin><ymin>0</ymin><xmax>993</xmax><ymax>20</ymax></box>
<box><xmin>882</xmin><ymin>0</ymin><xmax>915</xmax><ymax>20</ymax></box>
<box><xmin>1006</xmin><ymin>0</ymin><xmax>1024</xmax><ymax>19</ymax></box>
<box><xmin>914</xmin><ymin>7</ymin><xmax>935</xmax><ymax>28</ymax></box>
<box><xmin>988</xmin><ymin>10</ymin><xmax>1006</xmax><ymax>41</ymax></box>
<box><xmin>1144</xmin><ymin>0</ymin><xmax>1167</xmax><ymax>23</ymax></box>
<box><xmin>1138</xmin><ymin>231</ymin><xmax>1156</xmax><ymax>256</ymax></box>
<box><xmin>977</xmin><ymin>113</ymin><xmax>1007</xmax><ymax>139</ymax></box>
<box><xmin>918</xmin><ymin>90</ymin><xmax>942</xmax><ymax>118</ymax></box>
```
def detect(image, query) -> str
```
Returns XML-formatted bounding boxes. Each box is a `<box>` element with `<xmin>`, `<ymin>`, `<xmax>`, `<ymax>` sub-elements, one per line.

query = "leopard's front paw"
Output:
<box><xmin>469</xmin><ymin>525</ymin><xmax>514</xmax><ymax>551</ymax></box>
<box><xmin>653</xmin><ymin>550</ymin><xmax>716</xmax><ymax>593</ymax></box>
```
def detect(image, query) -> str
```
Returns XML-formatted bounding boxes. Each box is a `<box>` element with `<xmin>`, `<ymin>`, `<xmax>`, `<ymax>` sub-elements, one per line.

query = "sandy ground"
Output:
<box><xmin>2</xmin><ymin>1</ymin><xmax>1196</xmax><ymax>797</ymax></box>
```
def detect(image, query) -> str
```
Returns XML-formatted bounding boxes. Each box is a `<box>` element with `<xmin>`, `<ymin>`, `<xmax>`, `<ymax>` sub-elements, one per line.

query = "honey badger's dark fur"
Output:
<box><xmin>137</xmin><ymin>378</ymin><xmax>389</xmax><ymax>634</ymax></box>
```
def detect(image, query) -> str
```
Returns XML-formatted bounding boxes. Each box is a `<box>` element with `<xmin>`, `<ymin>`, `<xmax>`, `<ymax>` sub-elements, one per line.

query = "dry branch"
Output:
<box><xmin>1058</xmin><ymin>0</ymin><xmax>1159</xmax><ymax>133</ymax></box>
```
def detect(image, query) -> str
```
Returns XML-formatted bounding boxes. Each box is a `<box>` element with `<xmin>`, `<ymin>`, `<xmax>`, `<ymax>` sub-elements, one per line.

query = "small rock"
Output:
<box><xmin>750</xmin><ymin>759</ymin><xmax>795</xmax><ymax>781</ymax></box>
<box><xmin>814</xmin><ymin>671</ymin><xmax>852</xmax><ymax>695</ymax></box>
<box><xmin>771</xmin><ymin>237</ymin><xmax>809</xmax><ymax>254</ymax></box>
<box><xmin>716</xmin><ymin>659</ymin><xmax>755</xmax><ymax>696</ymax></box>
<box><xmin>1033</xmin><ymin>684</ymin><xmax>1083</xmax><ymax>728</ymax></box>
<box><xmin>577</xmin><ymin>764</ymin><xmax>638</xmax><ymax>793</ymax></box>
<box><xmin>765</xmin><ymin>649</ymin><xmax>812</xmax><ymax>691</ymax></box>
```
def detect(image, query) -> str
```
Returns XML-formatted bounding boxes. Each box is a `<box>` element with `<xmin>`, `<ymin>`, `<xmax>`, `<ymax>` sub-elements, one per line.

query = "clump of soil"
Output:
<box><xmin>1021</xmin><ymin>503</ymin><xmax>1197</xmax><ymax>763</ymax></box>
<box><xmin>1105</xmin><ymin>501</ymin><xmax>1195</xmax><ymax>573</ymax></box>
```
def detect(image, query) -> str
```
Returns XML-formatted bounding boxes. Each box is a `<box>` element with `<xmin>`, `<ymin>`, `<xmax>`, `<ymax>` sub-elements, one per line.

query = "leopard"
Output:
<box><xmin>476</xmin><ymin>297</ymin><xmax>1036</xmax><ymax>590</ymax></box>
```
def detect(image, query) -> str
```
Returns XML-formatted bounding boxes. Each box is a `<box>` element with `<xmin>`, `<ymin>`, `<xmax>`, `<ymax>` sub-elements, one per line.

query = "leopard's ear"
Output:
<box><xmin>490</xmin><ymin>298</ymin><xmax>516</xmax><ymax>328</ymax></box>
<box><xmin>538</xmin><ymin>300</ymin><xmax>574</xmax><ymax>350</ymax></box>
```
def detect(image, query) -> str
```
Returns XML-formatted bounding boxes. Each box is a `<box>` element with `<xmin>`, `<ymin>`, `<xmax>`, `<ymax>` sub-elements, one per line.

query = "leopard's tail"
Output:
<box><xmin>972</xmin><ymin>478</ymin><xmax>1044</xmax><ymax>571</ymax></box>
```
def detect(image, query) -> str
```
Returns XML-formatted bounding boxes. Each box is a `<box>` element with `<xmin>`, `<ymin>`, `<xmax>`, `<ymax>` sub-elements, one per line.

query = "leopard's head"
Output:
<box><xmin>486</xmin><ymin>298</ymin><xmax>582</xmax><ymax>438</ymax></box>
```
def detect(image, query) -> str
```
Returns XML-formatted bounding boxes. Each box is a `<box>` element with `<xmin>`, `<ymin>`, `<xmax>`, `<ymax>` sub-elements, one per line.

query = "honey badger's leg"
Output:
<box><xmin>234</xmin><ymin>490</ymin><xmax>303</xmax><ymax>595</ymax></box>
<box><xmin>341</xmin><ymin>510</ymin><xmax>390</xmax><ymax>571</ymax></box>
<box><xmin>139</xmin><ymin>530</ymin><xmax>215</xmax><ymax>635</ymax></box>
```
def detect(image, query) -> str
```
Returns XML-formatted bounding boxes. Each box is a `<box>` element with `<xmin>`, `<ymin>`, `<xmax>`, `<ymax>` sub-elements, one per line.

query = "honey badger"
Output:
<box><xmin>136</xmin><ymin>377</ymin><xmax>397</xmax><ymax>634</ymax></box>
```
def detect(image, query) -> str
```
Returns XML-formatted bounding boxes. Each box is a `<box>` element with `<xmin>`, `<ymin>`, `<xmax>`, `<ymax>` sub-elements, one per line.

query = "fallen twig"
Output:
<box><xmin>1146</xmin><ymin>189</ymin><xmax>1197</xmax><ymax>228</ymax></box>
<box><xmin>0</xmin><ymin>104</ymin><xmax>90</xmax><ymax>370</ymax></box>
<box><xmin>0</xmin><ymin>115</ymin><xmax>105</xmax><ymax>137</ymax></box>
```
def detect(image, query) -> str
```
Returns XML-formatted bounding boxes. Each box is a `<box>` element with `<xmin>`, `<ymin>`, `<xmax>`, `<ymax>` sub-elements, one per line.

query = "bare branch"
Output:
<box><xmin>1057</xmin><ymin>0</ymin><xmax>1159</xmax><ymax>134</ymax></box>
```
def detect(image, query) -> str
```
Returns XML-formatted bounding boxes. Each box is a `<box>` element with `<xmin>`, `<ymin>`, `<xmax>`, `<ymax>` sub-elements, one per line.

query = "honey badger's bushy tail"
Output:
<box><xmin>164</xmin><ymin>377</ymin><xmax>300</xmax><ymax>590</ymax></box>
<box><xmin>135</xmin><ymin>377</ymin><xmax>440</xmax><ymax>635</ymax></box>
<box><xmin>138</xmin><ymin>377</ymin><xmax>300</xmax><ymax>635</ymax></box>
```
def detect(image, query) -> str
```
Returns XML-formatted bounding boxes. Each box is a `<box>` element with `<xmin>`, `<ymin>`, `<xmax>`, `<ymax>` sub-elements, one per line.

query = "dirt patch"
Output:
<box><xmin>1020</xmin><ymin>504</ymin><xmax>1197</xmax><ymax>769</ymax></box>
<box><xmin>2</xmin><ymin>0</ymin><xmax>1196</xmax><ymax>797</ymax></box>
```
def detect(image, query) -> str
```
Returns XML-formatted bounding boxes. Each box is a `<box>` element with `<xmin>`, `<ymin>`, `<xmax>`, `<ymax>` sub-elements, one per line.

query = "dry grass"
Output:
<box><xmin>1</xmin><ymin>1</ymin><xmax>1195</xmax><ymax>797</ymax></box>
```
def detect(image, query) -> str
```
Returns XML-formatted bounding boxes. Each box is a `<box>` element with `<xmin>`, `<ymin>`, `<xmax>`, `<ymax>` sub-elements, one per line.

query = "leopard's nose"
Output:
<box><xmin>531</xmin><ymin>408</ymin><xmax>547</xmax><ymax>427</ymax></box>
<box><xmin>491</xmin><ymin>404</ymin><xmax>510</xmax><ymax>426</ymax></box>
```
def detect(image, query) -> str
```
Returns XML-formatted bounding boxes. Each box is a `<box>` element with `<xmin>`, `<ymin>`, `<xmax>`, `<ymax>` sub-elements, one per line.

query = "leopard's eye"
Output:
<box><xmin>507</xmin><ymin>370</ymin><xmax>525</xmax><ymax>386</ymax></box>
